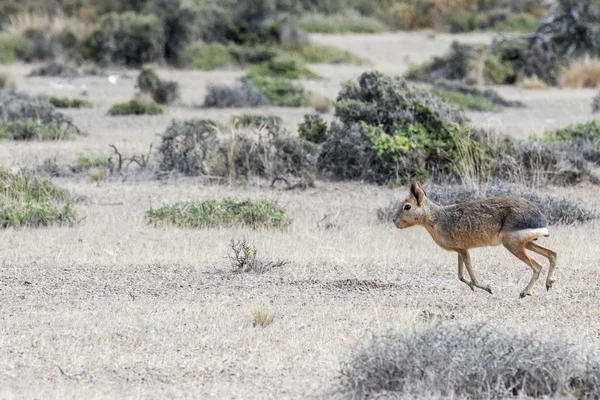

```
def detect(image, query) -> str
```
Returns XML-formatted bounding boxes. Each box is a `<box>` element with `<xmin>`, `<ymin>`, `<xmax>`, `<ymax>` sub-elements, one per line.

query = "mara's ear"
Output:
<box><xmin>410</xmin><ymin>181</ymin><xmax>425</xmax><ymax>206</ymax></box>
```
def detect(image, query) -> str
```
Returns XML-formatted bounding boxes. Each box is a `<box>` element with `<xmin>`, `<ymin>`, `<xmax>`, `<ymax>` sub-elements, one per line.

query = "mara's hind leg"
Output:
<box><xmin>457</xmin><ymin>253</ymin><xmax>474</xmax><ymax>291</ymax></box>
<box><xmin>526</xmin><ymin>241</ymin><xmax>557</xmax><ymax>290</ymax></box>
<box><xmin>457</xmin><ymin>250</ymin><xmax>492</xmax><ymax>294</ymax></box>
<box><xmin>504</xmin><ymin>242</ymin><xmax>543</xmax><ymax>298</ymax></box>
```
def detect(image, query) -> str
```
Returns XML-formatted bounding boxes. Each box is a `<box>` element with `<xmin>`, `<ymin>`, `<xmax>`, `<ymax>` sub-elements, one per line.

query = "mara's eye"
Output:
<box><xmin>404</xmin><ymin>204</ymin><xmax>411</xmax><ymax>211</ymax></box>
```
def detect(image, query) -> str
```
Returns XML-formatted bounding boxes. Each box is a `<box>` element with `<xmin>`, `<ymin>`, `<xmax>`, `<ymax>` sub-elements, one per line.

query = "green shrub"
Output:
<box><xmin>298</xmin><ymin>114</ymin><xmax>328</xmax><ymax>143</ymax></box>
<box><xmin>0</xmin><ymin>119</ymin><xmax>70</xmax><ymax>141</ymax></box>
<box><xmin>47</xmin><ymin>96</ymin><xmax>92</xmax><ymax>109</ymax></box>
<box><xmin>80</xmin><ymin>12</ymin><xmax>165</xmax><ymax>67</ymax></box>
<box><xmin>433</xmin><ymin>79</ymin><xmax>525</xmax><ymax>108</ymax></box>
<box><xmin>246</xmin><ymin>76</ymin><xmax>310</xmax><ymax>107</ymax></box>
<box><xmin>298</xmin><ymin>13</ymin><xmax>385</xmax><ymax>34</ymax></box>
<box><xmin>180</xmin><ymin>42</ymin><xmax>232</xmax><ymax>70</ymax></box>
<box><xmin>75</xmin><ymin>154</ymin><xmax>110</xmax><ymax>169</ymax></box>
<box><xmin>107</xmin><ymin>99</ymin><xmax>164</xmax><ymax>116</ymax></box>
<box><xmin>496</xmin><ymin>13</ymin><xmax>537</xmax><ymax>33</ymax></box>
<box><xmin>231</xmin><ymin>114</ymin><xmax>282</xmax><ymax>127</ymax></box>
<box><xmin>0</xmin><ymin>39</ymin><xmax>16</xmax><ymax>63</ymax></box>
<box><xmin>136</xmin><ymin>66</ymin><xmax>161</xmax><ymax>93</ymax></box>
<box><xmin>339</xmin><ymin>322</ymin><xmax>600</xmax><ymax>399</ymax></box>
<box><xmin>248</xmin><ymin>58</ymin><xmax>322</xmax><ymax>80</ymax></box>
<box><xmin>542</xmin><ymin>120</ymin><xmax>600</xmax><ymax>143</ymax></box>
<box><xmin>0</xmin><ymin>168</ymin><xmax>77</xmax><ymax>228</ymax></box>
<box><xmin>432</xmin><ymin>88</ymin><xmax>502</xmax><ymax>112</ymax></box>
<box><xmin>146</xmin><ymin>198</ymin><xmax>291</xmax><ymax>229</ymax></box>
<box><xmin>228</xmin><ymin>45</ymin><xmax>277</xmax><ymax>65</ymax></box>
<box><xmin>449</xmin><ymin>10</ymin><xmax>478</xmax><ymax>33</ymax></box>
<box><xmin>0</xmin><ymin>34</ymin><xmax>33</xmax><ymax>61</ymax></box>
<box><xmin>290</xmin><ymin>43</ymin><xmax>369</xmax><ymax>65</ymax></box>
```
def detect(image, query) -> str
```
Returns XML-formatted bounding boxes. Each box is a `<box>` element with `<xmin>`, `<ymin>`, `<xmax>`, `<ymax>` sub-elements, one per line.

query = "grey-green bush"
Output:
<box><xmin>339</xmin><ymin>322</ymin><xmax>600</xmax><ymax>399</ymax></box>
<box><xmin>204</xmin><ymin>80</ymin><xmax>269</xmax><ymax>108</ymax></box>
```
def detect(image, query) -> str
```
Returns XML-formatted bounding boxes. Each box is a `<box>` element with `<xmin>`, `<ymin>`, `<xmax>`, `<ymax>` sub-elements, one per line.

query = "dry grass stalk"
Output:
<box><xmin>559</xmin><ymin>56</ymin><xmax>600</xmax><ymax>88</ymax></box>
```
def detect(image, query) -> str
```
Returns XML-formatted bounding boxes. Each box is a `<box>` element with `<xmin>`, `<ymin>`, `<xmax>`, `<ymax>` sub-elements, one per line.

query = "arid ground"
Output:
<box><xmin>1</xmin><ymin>32</ymin><xmax>600</xmax><ymax>399</ymax></box>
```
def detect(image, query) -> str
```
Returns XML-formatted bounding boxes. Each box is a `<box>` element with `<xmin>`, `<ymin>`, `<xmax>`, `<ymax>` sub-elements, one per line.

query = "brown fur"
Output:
<box><xmin>393</xmin><ymin>182</ymin><xmax>558</xmax><ymax>297</ymax></box>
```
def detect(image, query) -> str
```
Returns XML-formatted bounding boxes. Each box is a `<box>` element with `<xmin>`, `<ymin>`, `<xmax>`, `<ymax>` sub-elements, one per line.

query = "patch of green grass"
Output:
<box><xmin>48</xmin><ymin>96</ymin><xmax>92</xmax><ymax>108</ymax></box>
<box><xmin>107</xmin><ymin>99</ymin><xmax>164</xmax><ymax>116</ymax></box>
<box><xmin>0</xmin><ymin>119</ymin><xmax>71</xmax><ymax>140</ymax></box>
<box><xmin>298</xmin><ymin>13</ymin><xmax>385</xmax><ymax>34</ymax></box>
<box><xmin>146</xmin><ymin>198</ymin><xmax>291</xmax><ymax>229</ymax></box>
<box><xmin>246</xmin><ymin>76</ymin><xmax>311</xmax><ymax>107</ymax></box>
<box><xmin>179</xmin><ymin>42</ymin><xmax>232</xmax><ymax>70</ymax></box>
<box><xmin>231</xmin><ymin>114</ymin><xmax>283</xmax><ymax>127</ymax></box>
<box><xmin>75</xmin><ymin>154</ymin><xmax>109</xmax><ymax>169</ymax></box>
<box><xmin>496</xmin><ymin>13</ymin><xmax>537</xmax><ymax>33</ymax></box>
<box><xmin>248</xmin><ymin>58</ymin><xmax>322</xmax><ymax>80</ymax></box>
<box><xmin>290</xmin><ymin>43</ymin><xmax>369</xmax><ymax>65</ymax></box>
<box><xmin>432</xmin><ymin>89</ymin><xmax>502</xmax><ymax>112</ymax></box>
<box><xmin>0</xmin><ymin>39</ymin><xmax>16</xmax><ymax>64</ymax></box>
<box><xmin>0</xmin><ymin>168</ymin><xmax>77</xmax><ymax>228</ymax></box>
<box><xmin>542</xmin><ymin>120</ymin><xmax>600</xmax><ymax>142</ymax></box>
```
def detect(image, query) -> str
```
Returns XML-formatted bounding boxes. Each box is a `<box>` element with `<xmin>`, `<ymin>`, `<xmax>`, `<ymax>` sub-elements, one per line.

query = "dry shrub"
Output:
<box><xmin>339</xmin><ymin>322</ymin><xmax>600</xmax><ymax>399</ymax></box>
<box><xmin>593</xmin><ymin>91</ymin><xmax>600</xmax><ymax>113</ymax></box>
<box><xmin>204</xmin><ymin>80</ymin><xmax>268</xmax><ymax>108</ymax></box>
<box><xmin>27</xmin><ymin>59</ymin><xmax>80</xmax><ymax>78</ymax></box>
<box><xmin>560</xmin><ymin>56</ymin><xmax>600</xmax><ymax>88</ymax></box>
<box><xmin>228</xmin><ymin>239</ymin><xmax>288</xmax><ymax>274</ymax></box>
<box><xmin>311</xmin><ymin>92</ymin><xmax>331</xmax><ymax>114</ymax></box>
<box><xmin>522</xmin><ymin>75</ymin><xmax>549</xmax><ymax>89</ymax></box>
<box><xmin>0</xmin><ymin>72</ymin><xmax>16</xmax><ymax>89</ymax></box>
<box><xmin>251</xmin><ymin>307</ymin><xmax>274</xmax><ymax>327</ymax></box>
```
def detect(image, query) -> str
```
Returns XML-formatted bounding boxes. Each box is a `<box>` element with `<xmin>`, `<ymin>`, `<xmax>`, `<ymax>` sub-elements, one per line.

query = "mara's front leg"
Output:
<box><xmin>457</xmin><ymin>252</ymin><xmax>474</xmax><ymax>290</ymax></box>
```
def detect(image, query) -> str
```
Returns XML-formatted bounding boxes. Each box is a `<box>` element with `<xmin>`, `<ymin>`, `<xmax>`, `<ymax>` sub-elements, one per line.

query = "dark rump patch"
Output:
<box><xmin>508</xmin><ymin>204</ymin><xmax>548</xmax><ymax>231</ymax></box>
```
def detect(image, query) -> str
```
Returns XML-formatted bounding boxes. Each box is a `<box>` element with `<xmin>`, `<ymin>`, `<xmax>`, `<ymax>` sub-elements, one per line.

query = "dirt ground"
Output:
<box><xmin>1</xmin><ymin>32</ymin><xmax>600</xmax><ymax>399</ymax></box>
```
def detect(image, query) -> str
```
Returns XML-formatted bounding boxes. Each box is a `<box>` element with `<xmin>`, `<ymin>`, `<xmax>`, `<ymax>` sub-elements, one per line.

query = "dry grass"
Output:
<box><xmin>251</xmin><ymin>306</ymin><xmax>275</xmax><ymax>328</ymax></box>
<box><xmin>311</xmin><ymin>92</ymin><xmax>331</xmax><ymax>114</ymax></box>
<box><xmin>522</xmin><ymin>75</ymin><xmax>549</xmax><ymax>89</ymax></box>
<box><xmin>559</xmin><ymin>56</ymin><xmax>600</xmax><ymax>89</ymax></box>
<box><xmin>0</xmin><ymin>72</ymin><xmax>16</xmax><ymax>90</ymax></box>
<box><xmin>7</xmin><ymin>12</ymin><xmax>94</xmax><ymax>39</ymax></box>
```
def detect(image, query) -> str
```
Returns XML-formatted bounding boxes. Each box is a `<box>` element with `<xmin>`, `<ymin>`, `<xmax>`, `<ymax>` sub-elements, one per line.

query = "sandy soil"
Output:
<box><xmin>1</xmin><ymin>32</ymin><xmax>600</xmax><ymax>399</ymax></box>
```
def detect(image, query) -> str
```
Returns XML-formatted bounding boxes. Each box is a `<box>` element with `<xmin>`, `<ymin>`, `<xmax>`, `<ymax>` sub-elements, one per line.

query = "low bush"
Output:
<box><xmin>432</xmin><ymin>88</ymin><xmax>502</xmax><ymax>112</ymax></box>
<box><xmin>80</xmin><ymin>12</ymin><xmax>165</xmax><ymax>67</ymax></box>
<box><xmin>27</xmin><ymin>60</ymin><xmax>80</xmax><ymax>78</ymax></box>
<box><xmin>339</xmin><ymin>322</ymin><xmax>600</xmax><ymax>399</ymax></box>
<box><xmin>146</xmin><ymin>198</ymin><xmax>291</xmax><ymax>229</ymax></box>
<box><xmin>594</xmin><ymin>92</ymin><xmax>600</xmax><ymax>113</ymax></box>
<box><xmin>0</xmin><ymin>89</ymin><xmax>84</xmax><ymax>136</ymax></box>
<box><xmin>107</xmin><ymin>99</ymin><xmax>163</xmax><ymax>116</ymax></box>
<box><xmin>0</xmin><ymin>168</ymin><xmax>77</xmax><ymax>228</ymax></box>
<box><xmin>248</xmin><ymin>58</ymin><xmax>322</xmax><ymax>80</ymax></box>
<box><xmin>433</xmin><ymin>79</ymin><xmax>526</xmax><ymax>108</ymax></box>
<box><xmin>405</xmin><ymin>41</ymin><xmax>514</xmax><ymax>85</ymax></box>
<box><xmin>231</xmin><ymin>114</ymin><xmax>282</xmax><ymax>127</ymax></box>
<box><xmin>298</xmin><ymin>114</ymin><xmax>328</xmax><ymax>144</ymax></box>
<box><xmin>136</xmin><ymin>67</ymin><xmax>180</xmax><ymax>105</ymax></box>
<box><xmin>228</xmin><ymin>239</ymin><xmax>287</xmax><ymax>274</ymax></box>
<box><xmin>496</xmin><ymin>12</ymin><xmax>537</xmax><ymax>33</ymax></box>
<box><xmin>0</xmin><ymin>119</ymin><xmax>69</xmax><ymax>141</ymax></box>
<box><xmin>179</xmin><ymin>42</ymin><xmax>232</xmax><ymax>70</ymax></box>
<box><xmin>47</xmin><ymin>96</ymin><xmax>92</xmax><ymax>108</ymax></box>
<box><xmin>246</xmin><ymin>76</ymin><xmax>310</xmax><ymax>107</ymax></box>
<box><xmin>204</xmin><ymin>80</ymin><xmax>269</xmax><ymax>108</ymax></box>
<box><xmin>298</xmin><ymin>13</ymin><xmax>384</xmax><ymax>34</ymax></box>
<box><xmin>157</xmin><ymin>119</ymin><xmax>218</xmax><ymax>175</ymax></box>
<box><xmin>0</xmin><ymin>39</ymin><xmax>16</xmax><ymax>63</ymax></box>
<box><xmin>377</xmin><ymin>181</ymin><xmax>597</xmax><ymax>226</ymax></box>
<box><xmin>290</xmin><ymin>42</ymin><xmax>368</xmax><ymax>65</ymax></box>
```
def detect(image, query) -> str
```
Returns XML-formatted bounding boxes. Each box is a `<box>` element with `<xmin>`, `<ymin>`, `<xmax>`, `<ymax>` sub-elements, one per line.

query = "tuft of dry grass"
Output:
<box><xmin>89</xmin><ymin>167</ymin><xmax>104</xmax><ymax>182</ymax></box>
<box><xmin>7</xmin><ymin>13</ymin><xmax>94</xmax><ymax>39</ymax></box>
<box><xmin>311</xmin><ymin>92</ymin><xmax>331</xmax><ymax>114</ymax></box>
<box><xmin>559</xmin><ymin>56</ymin><xmax>600</xmax><ymax>88</ymax></box>
<box><xmin>251</xmin><ymin>307</ymin><xmax>274</xmax><ymax>328</ymax></box>
<box><xmin>522</xmin><ymin>75</ymin><xmax>548</xmax><ymax>89</ymax></box>
<box><xmin>0</xmin><ymin>72</ymin><xmax>16</xmax><ymax>90</ymax></box>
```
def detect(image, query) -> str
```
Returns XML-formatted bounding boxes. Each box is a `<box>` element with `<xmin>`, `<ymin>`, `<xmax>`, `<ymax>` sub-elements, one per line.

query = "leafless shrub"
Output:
<box><xmin>228</xmin><ymin>239</ymin><xmax>288</xmax><ymax>274</ymax></box>
<box><xmin>0</xmin><ymin>89</ymin><xmax>84</xmax><ymax>136</ymax></box>
<box><xmin>203</xmin><ymin>80</ymin><xmax>269</xmax><ymax>108</ymax></box>
<box><xmin>339</xmin><ymin>322</ymin><xmax>600</xmax><ymax>399</ymax></box>
<box><xmin>27</xmin><ymin>60</ymin><xmax>80</xmax><ymax>78</ymax></box>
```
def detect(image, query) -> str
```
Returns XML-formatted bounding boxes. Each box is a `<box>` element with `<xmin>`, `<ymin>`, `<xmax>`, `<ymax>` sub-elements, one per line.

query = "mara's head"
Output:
<box><xmin>393</xmin><ymin>181</ymin><xmax>429</xmax><ymax>229</ymax></box>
